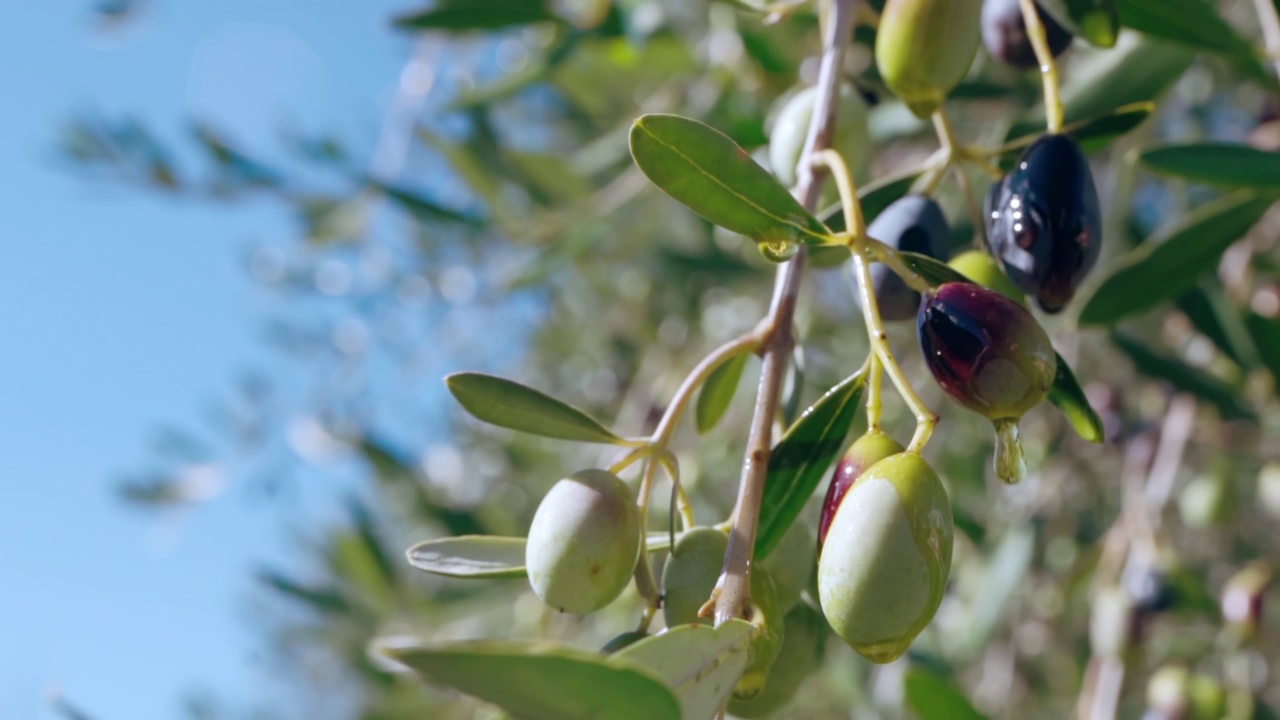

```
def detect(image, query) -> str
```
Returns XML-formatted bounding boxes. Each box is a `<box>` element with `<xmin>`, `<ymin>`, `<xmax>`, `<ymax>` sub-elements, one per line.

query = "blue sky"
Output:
<box><xmin>0</xmin><ymin>1</ymin><xmax>414</xmax><ymax>717</ymax></box>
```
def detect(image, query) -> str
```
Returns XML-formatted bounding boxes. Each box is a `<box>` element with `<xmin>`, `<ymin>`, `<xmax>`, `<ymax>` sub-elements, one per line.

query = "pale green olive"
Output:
<box><xmin>525</xmin><ymin>469</ymin><xmax>641</xmax><ymax>614</ymax></box>
<box><xmin>768</xmin><ymin>83</ymin><xmax>870</xmax><ymax>189</ymax></box>
<box><xmin>662</xmin><ymin>526</ymin><xmax>730</xmax><ymax>628</ymax></box>
<box><xmin>727</xmin><ymin>602</ymin><xmax>826</xmax><ymax>718</ymax></box>
<box><xmin>876</xmin><ymin>0</ymin><xmax>984</xmax><ymax>118</ymax></box>
<box><xmin>818</xmin><ymin>452</ymin><xmax>953</xmax><ymax>663</ymax></box>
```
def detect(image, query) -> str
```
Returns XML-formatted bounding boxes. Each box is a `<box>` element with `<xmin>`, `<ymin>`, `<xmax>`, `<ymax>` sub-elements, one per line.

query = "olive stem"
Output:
<box><xmin>863</xmin><ymin>237</ymin><xmax>933</xmax><ymax>294</ymax></box>
<box><xmin>632</xmin><ymin>457</ymin><xmax>662</xmax><ymax>629</ymax></box>
<box><xmin>865</xmin><ymin>353</ymin><xmax>883</xmax><ymax>432</ymax></box>
<box><xmin>815</xmin><ymin>148</ymin><xmax>866</xmax><ymax>238</ymax></box>
<box><xmin>713</xmin><ymin>0</ymin><xmax>857</xmax><ymax>628</ymax></box>
<box><xmin>992</xmin><ymin>419</ymin><xmax>1027</xmax><ymax>484</ymax></box>
<box><xmin>1018</xmin><ymin>0</ymin><xmax>1064</xmax><ymax>133</ymax></box>
<box><xmin>651</xmin><ymin>333</ymin><xmax>763</xmax><ymax>448</ymax></box>
<box><xmin>1251</xmin><ymin>0</ymin><xmax>1280</xmax><ymax>79</ymax></box>
<box><xmin>849</xmin><ymin>250</ymin><xmax>938</xmax><ymax>452</ymax></box>
<box><xmin>657</xmin><ymin>450</ymin><xmax>696</xmax><ymax>530</ymax></box>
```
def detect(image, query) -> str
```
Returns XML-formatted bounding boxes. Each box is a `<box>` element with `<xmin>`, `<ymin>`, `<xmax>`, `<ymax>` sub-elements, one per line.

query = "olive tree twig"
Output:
<box><xmin>713</xmin><ymin>0</ymin><xmax>858</xmax><ymax>626</ymax></box>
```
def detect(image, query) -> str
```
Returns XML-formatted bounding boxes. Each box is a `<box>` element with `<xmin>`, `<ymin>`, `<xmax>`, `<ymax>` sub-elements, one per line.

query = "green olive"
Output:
<box><xmin>662</xmin><ymin>526</ymin><xmax>729</xmax><ymax>628</ymax></box>
<box><xmin>876</xmin><ymin>0</ymin><xmax>984</xmax><ymax>118</ymax></box>
<box><xmin>525</xmin><ymin>469</ymin><xmax>641</xmax><ymax>614</ymax></box>
<box><xmin>734</xmin><ymin>567</ymin><xmax>785</xmax><ymax>700</ymax></box>
<box><xmin>768</xmin><ymin>83</ymin><xmax>870</xmax><ymax>189</ymax></box>
<box><xmin>948</xmin><ymin>249</ymin><xmax>1026</xmax><ymax>306</ymax></box>
<box><xmin>818</xmin><ymin>452</ymin><xmax>953</xmax><ymax>663</ymax></box>
<box><xmin>727</xmin><ymin>603</ymin><xmax>826</xmax><ymax>717</ymax></box>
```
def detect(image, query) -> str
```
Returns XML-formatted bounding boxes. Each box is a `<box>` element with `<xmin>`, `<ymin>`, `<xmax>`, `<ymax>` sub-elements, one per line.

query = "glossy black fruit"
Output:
<box><xmin>981</xmin><ymin>0</ymin><xmax>1073</xmax><ymax>69</ymax></box>
<box><xmin>918</xmin><ymin>282</ymin><xmax>1056</xmax><ymax>421</ymax></box>
<box><xmin>857</xmin><ymin>195</ymin><xmax>952</xmax><ymax>321</ymax></box>
<box><xmin>987</xmin><ymin>134</ymin><xmax>1102</xmax><ymax>313</ymax></box>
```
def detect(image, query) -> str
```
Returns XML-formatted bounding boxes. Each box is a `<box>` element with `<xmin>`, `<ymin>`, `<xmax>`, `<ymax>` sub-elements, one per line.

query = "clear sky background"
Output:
<box><xmin>0</xmin><ymin>1</ymin><xmax>416</xmax><ymax>717</ymax></box>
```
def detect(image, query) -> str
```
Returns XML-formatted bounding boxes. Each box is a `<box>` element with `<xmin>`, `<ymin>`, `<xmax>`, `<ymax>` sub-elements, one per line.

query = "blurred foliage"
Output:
<box><xmin>61</xmin><ymin>0</ymin><xmax>1280</xmax><ymax>717</ymax></box>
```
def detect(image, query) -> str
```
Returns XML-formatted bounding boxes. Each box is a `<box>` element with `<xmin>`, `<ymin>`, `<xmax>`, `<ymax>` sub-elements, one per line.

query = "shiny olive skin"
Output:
<box><xmin>948</xmin><ymin>249</ymin><xmax>1026</xmax><ymax>306</ymax></box>
<box><xmin>727</xmin><ymin>602</ymin><xmax>826</xmax><ymax>717</ymax></box>
<box><xmin>857</xmin><ymin>195</ymin><xmax>952</xmax><ymax>321</ymax></box>
<box><xmin>918</xmin><ymin>282</ymin><xmax>1056</xmax><ymax>421</ymax></box>
<box><xmin>819</xmin><ymin>431</ymin><xmax>905</xmax><ymax>548</ymax></box>
<box><xmin>876</xmin><ymin>0</ymin><xmax>984</xmax><ymax>118</ymax></box>
<box><xmin>818</xmin><ymin>452</ymin><xmax>953</xmax><ymax>663</ymax></box>
<box><xmin>987</xmin><ymin>134</ymin><xmax>1102</xmax><ymax>313</ymax></box>
<box><xmin>981</xmin><ymin>0</ymin><xmax>1073</xmax><ymax>69</ymax></box>
<box><xmin>525</xmin><ymin>469</ymin><xmax>641</xmax><ymax>615</ymax></box>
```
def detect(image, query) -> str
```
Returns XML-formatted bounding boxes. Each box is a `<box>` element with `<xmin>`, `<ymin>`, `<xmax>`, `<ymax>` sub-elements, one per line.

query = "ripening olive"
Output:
<box><xmin>981</xmin><ymin>0</ymin><xmax>1073</xmax><ymax>69</ymax></box>
<box><xmin>818</xmin><ymin>452</ymin><xmax>953</xmax><ymax>663</ymax></box>
<box><xmin>662</xmin><ymin>527</ymin><xmax>729</xmax><ymax>627</ymax></box>
<box><xmin>760</xmin><ymin>520</ymin><xmax>816</xmax><ymax>613</ymax></box>
<box><xmin>525</xmin><ymin>469</ymin><xmax>641</xmax><ymax>615</ymax></box>
<box><xmin>918</xmin><ymin>282</ymin><xmax>1056</xmax><ymax>421</ymax></box>
<box><xmin>987</xmin><ymin>133</ymin><xmax>1102</xmax><ymax>313</ymax></box>
<box><xmin>769</xmin><ymin>83</ymin><xmax>870</xmax><ymax>189</ymax></box>
<box><xmin>819</xmin><ymin>431</ymin><xmax>905</xmax><ymax>548</ymax></box>
<box><xmin>857</xmin><ymin>195</ymin><xmax>952</xmax><ymax>321</ymax></box>
<box><xmin>876</xmin><ymin>0</ymin><xmax>984</xmax><ymax>118</ymax></box>
<box><xmin>727</xmin><ymin>602</ymin><xmax>826</xmax><ymax>718</ymax></box>
<box><xmin>948</xmin><ymin>249</ymin><xmax>1026</xmax><ymax>306</ymax></box>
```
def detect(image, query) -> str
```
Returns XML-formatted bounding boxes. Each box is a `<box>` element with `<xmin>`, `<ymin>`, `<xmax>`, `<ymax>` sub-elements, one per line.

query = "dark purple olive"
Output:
<box><xmin>981</xmin><ymin>0</ymin><xmax>1073</xmax><ymax>69</ymax></box>
<box><xmin>856</xmin><ymin>195</ymin><xmax>951</xmax><ymax>321</ymax></box>
<box><xmin>1125</xmin><ymin>568</ymin><xmax>1175</xmax><ymax>616</ymax></box>
<box><xmin>818</xmin><ymin>431</ymin><xmax>904</xmax><ymax>549</ymax></box>
<box><xmin>987</xmin><ymin>134</ymin><xmax>1102</xmax><ymax>313</ymax></box>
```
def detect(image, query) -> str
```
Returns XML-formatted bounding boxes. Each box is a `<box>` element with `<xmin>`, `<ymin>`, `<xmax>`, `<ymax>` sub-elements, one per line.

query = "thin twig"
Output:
<box><xmin>713</xmin><ymin>0</ymin><xmax>858</xmax><ymax>626</ymax></box>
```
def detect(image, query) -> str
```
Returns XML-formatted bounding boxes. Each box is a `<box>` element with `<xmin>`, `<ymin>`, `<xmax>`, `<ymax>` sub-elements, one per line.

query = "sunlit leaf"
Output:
<box><xmin>696</xmin><ymin>353</ymin><xmax>750</xmax><ymax>434</ymax></box>
<box><xmin>1047</xmin><ymin>353</ymin><xmax>1105</xmax><ymax>444</ymax></box>
<box><xmin>905</xmin><ymin>668</ymin><xmax>990</xmax><ymax>720</ymax></box>
<box><xmin>445</xmin><ymin>372</ymin><xmax>626</xmax><ymax>445</ymax></box>
<box><xmin>629</xmin><ymin>114</ymin><xmax>833</xmax><ymax>252</ymax></box>
<box><xmin>1116</xmin><ymin>0</ymin><xmax>1261</xmax><ymax>67</ymax></box>
<box><xmin>1111</xmin><ymin>333</ymin><xmax>1255</xmax><ymax>420</ymax></box>
<box><xmin>405</xmin><ymin>536</ymin><xmax>528</xmax><ymax>579</ymax></box>
<box><xmin>1141</xmin><ymin>143</ymin><xmax>1280</xmax><ymax>188</ymax></box>
<box><xmin>611</xmin><ymin>620</ymin><xmax>755</xmax><ymax>720</ymax></box>
<box><xmin>1080</xmin><ymin>190</ymin><xmax>1277</xmax><ymax>326</ymax></box>
<box><xmin>898</xmin><ymin>251</ymin><xmax>970</xmax><ymax>286</ymax></box>
<box><xmin>393</xmin><ymin>0</ymin><xmax>557</xmax><ymax>32</ymax></box>
<box><xmin>756</xmin><ymin>370</ymin><xmax>866</xmax><ymax>559</ymax></box>
<box><xmin>378</xmin><ymin>638</ymin><xmax>681</xmax><ymax>720</ymax></box>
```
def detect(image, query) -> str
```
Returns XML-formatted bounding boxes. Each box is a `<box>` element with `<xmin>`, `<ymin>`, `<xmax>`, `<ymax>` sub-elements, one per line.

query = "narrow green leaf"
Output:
<box><xmin>905</xmin><ymin>668</ymin><xmax>990</xmax><ymax>720</ymax></box>
<box><xmin>899</xmin><ymin>251</ymin><xmax>971</xmax><ymax>287</ymax></box>
<box><xmin>1040</xmin><ymin>0</ymin><xmax>1119</xmax><ymax>47</ymax></box>
<box><xmin>629</xmin><ymin>114</ymin><xmax>832</xmax><ymax>248</ymax></box>
<box><xmin>393</xmin><ymin>0</ymin><xmax>557</xmax><ymax>31</ymax></box>
<box><xmin>445</xmin><ymin>372</ymin><xmax>626</xmax><ymax>445</ymax></box>
<box><xmin>371</xmin><ymin>181</ymin><xmax>482</xmax><ymax>227</ymax></box>
<box><xmin>756</xmin><ymin>370</ymin><xmax>866</xmax><ymax>559</ymax></box>
<box><xmin>1176</xmin><ymin>284</ymin><xmax>1260</xmax><ymax>369</ymax></box>
<box><xmin>1047</xmin><ymin>352</ymin><xmax>1106</xmax><ymax>444</ymax></box>
<box><xmin>696</xmin><ymin>353</ymin><xmax>750</xmax><ymax>434</ymax></box>
<box><xmin>963</xmin><ymin>524</ymin><xmax>1036</xmax><ymax>657</ymax></box>
<box><xmin>405</xmin><ymin>536</ymin><xmax>528</xmax><ymax>579</ymax></box>
<box><xmin>1111</xmin><ymin>333</ymin><xmax>1255</xmax><ymax>420</ymax></box>
<box><xmin>1141</xmin><ymin>143</ymin><xmax>1280</xmax><ymax>189</ymax></box>
<box><xmin>1080</xmin><ymin>191</ymin><xmax>1277</xmax><ymax>326</ymax></box>
<box><xmin>1116</xmin><ymin>0</ymin><xmax>1256</xmax><ymax>59</ymax></box>
<box><xmin>611</xmin><ymin>620</ymin><xmax>755</xmax><ymax>720</ymax></box>
<box><xmin>378</xmin><ymin>639</ymin><xmax>681</xmax><ymax>720</ymax></box>
<box><xmin>1245</xmin><ymin>313</ymin><xmax>1280</xmax><ymax>386</ymax></box>
<box><xmin>1002</xmin><ymin>103</ymin><xmax>1154</xmax><ymax>166</ymax></box>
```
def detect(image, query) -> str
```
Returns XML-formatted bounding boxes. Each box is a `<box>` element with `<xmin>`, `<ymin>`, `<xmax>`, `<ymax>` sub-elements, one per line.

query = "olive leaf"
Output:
<box><xmin>1080</xmin><ymin>190</ymin><xmax>1278</xmax><ymax>326</ymax></box>
<box><xmin>1245</xmin><ymin>313</ymin><xmax>1280</xmax><ymax>387</ymax></box>
<box><xmin>897</xmin><ymin>251</ymin><xmax>971</xmax><ymax>286</ymax></box>
<box><xmin>756</xmin><ymin>369</ymin><xmax>866</xmax><ymax>560</ymax></box>
<box><xmin>1047</xmin><ymin>353</ymin><xmax>1105</xmax><ymax>444</ymax></box>
<box><xmin>610</xmin><ymin>620</ymin><xmax>755</xmax><ymax>720</ymax></box>
<box><xmin>405</xmin><ymin>536</ymin><xmax>528</xmax><ymax>579</ymax></box>
<box><xmin>905</xmin><ymin>668</ymin><xmax>990</xmax><ymax>720</ymax></box>
<box><xmin>1039</xmin><ymin>0</ymin><xmax>1119</xmax><ymax>48</ymax></box>
<box><xmin>445</xmin><ymin>372</ymin><xmax>627</xmax><ymax>445</ymax></box>
<box><xmin>1116</xmin><ymin>0</ymin><xmax>1271</xmax><ymax>82</ymax></box>
<box><xmin>1176</xmin><ymin>283</ymin><xmax>1260</xmax><ymax>369</ymax></box>
<box><xmin>629</xmin><ymin>114</ymin><xmax>833</xmax><ymax>250</ymax></box>
<box><xmin>1141</xmin><ymin>143</ymin><xmax>1280</xmax><ymax>189</ymax></box>
<box><xmin>696</xmin><ymin>352</ymin><xmax>750</xmax><ymax>434</ymax></box>
<box><xmin>376</xmin><ymin>638</ymin><xmax>681</xmax><ymax>720</ymax></box>
<box><xmin>1111</xmin><ymin>332</ymin><xmax>1255</xmax><ymax>420</ymax></box>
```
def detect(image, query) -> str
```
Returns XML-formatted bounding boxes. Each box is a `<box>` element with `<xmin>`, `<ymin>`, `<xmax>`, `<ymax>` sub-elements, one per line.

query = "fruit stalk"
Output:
<box><xmin>1017</xmin><ymin>0</ymin><xmax>1064</xmax><ymax>132</ymax></box>
<box><xmin>713</xmin><ymin>0</ymin><xmax>857</xmax><ymax>627</ymax></box>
